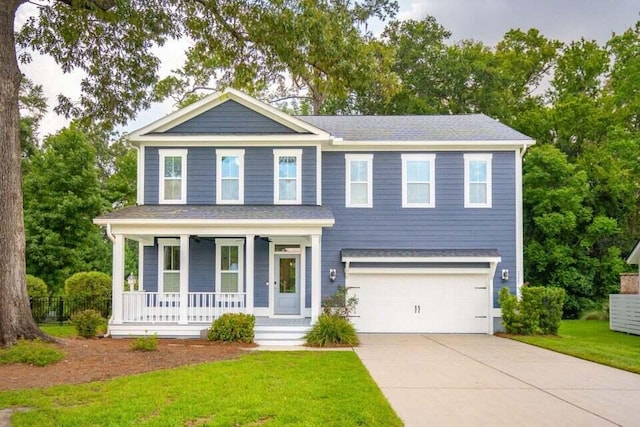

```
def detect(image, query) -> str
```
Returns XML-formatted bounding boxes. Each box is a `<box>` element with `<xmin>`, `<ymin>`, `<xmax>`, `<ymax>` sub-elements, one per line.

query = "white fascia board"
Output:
<box><xmin>626</xmin><ymin>240</ymin><xmax>640</xmax><ymax>264</ymax></box>
<box><xmin>341</xmin><ymin>256</ymin><xmax>502</xmax><ymax>264</ymax></box>
<box><xmin>103</xmin><ymin>224</ymin><xmax>331</xmax><ymax>237</ymax></box>
<box><xmin>94</xmin><ymin>217</ymin><xmax>335</xmax><ymax>227</ymax></box>
<box><xmin>325</xmin><ymin>139</ymin><xmax>535</xmax><ymax>151</ymax></box>
<box><xmin>129</xmin><ymin>88</ymin><xmax>331</xmax><ymax>141</ymax></box>
<box><xmin>130</xmin><ymin>134</ymin><xmax>332</xmax><ymax>145</ymax></box>
<box><xmin>347</xmin><ymin>268</ymin><xmax>492</xmax><ymax>275</ymax></box>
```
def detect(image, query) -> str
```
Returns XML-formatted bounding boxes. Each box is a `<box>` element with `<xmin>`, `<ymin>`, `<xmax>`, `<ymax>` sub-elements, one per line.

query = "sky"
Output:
<box><xmin>16</xmin><ymin>0</ymin><xmax>640</xmax><ymax>138</ymax></box>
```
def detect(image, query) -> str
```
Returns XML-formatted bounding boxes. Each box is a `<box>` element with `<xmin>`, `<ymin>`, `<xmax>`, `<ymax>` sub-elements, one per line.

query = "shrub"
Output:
<box><xmin>322</xmin><ymin>286</ymin><xmax>358</xmax><ymax>317</ymax></box>
<box><xmin>26</xmin><ymin>275</ymin><xmax>48</xmax><ymax>297</ymax></box>
<box><xmin>65</xmin><ymin>271</ymin><xmax>112</xmax><ymax>300</ymax></box>
<box><xmin>305</xmin><ymin>314</ymin><xmax>359</xmax><ymax>347</ymax></box>
<box><xmin>71</xmin><ymin>309</ymin><xmax>106</xmax><ymax>338</ymax></box>
<box><xmin>208</xmin><ymin>313</ymin><xmax>255</xmax><ymax>343</ymax></box>
<box><xmin>131</xmin><ymin>334</ymin><xmax>158</xmax><ymax>352</ymax></box>
<box><xmin>0</xmin><ymin>339</ymin><xmax>64</xmax><ymax>367</ymax></box>
<box><xmin>499</xmin><ymin>286</ymin><xmax>565</xmax><ymax>335</ymax></box>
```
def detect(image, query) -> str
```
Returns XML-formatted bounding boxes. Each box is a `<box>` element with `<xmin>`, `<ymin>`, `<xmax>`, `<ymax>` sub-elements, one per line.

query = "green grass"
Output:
<box><xmin>0</xmin><ymin>340</ymin><xmax>64</xmax><ymax>367</ymax></box>
<box><xmin>39</xmin><ymin>324</ymin><xmax>77</xmax><ymax>338</ymax></box>
<box><xmin>508</xmin><ymin>320</ymin><xmax>640</xmax><ymax>373</ymax></box>
<box><xmin>0</xmin><ymin>352</ymin><xmax>401</xmax><ymax>426</ymax></box>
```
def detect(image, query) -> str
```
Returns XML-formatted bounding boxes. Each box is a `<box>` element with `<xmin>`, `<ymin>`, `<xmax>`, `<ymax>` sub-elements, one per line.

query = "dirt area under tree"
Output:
<box><xmin>0</xmin><ymin>338</ymin><xmax>249</xmax><ymax>391</ymax></box>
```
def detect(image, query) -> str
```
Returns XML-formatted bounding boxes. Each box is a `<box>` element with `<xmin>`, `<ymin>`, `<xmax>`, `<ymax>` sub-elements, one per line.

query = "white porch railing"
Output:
<box><xmin>122</xmin><ymin>292</ymin><xmax>247</xmax><ymax>323</ymax></box>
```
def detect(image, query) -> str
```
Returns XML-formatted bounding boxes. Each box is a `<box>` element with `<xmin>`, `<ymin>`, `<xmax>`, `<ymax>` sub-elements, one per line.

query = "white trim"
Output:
<box><xmin>245</xmin><ymin>235</ymin><xmax>255</xmax><ymax>314</ymax></box>
<box><xmin>179</xmin><ymin>235</ymin><xmax>190</xmax><ymax>324</ymax></box>
<box><xmin>215</xmin><ymin>238</ymin><xmax>245</xmax><ymax>294</ymax></box>
<box><xmin>311</xmin><ymin>235</ymin><xmax>322</xmax><ymax>323</ymax></box>
<box><xmin>103</xmin><ymin>224</ymin><xmax>331</xmax><ymax>238</ymax></box>
<box><xmin>342</xmin><ymin>255</ymin><xmax>502</xmax><ymax>264</ymax></box>
<box><xmin>274</xmin><ymin>253</ymin><xmax>303</xmax><ymax>317</ymax></box>
<box><xmin>345</xmin><ymin>153</ymin><xmax>373</xmax><ymax>208</ymax></box>
<box><xmin>316</xmin><ymin>145</ymin><xmax>322</xmax><ymax>205</ymax></box>
<box><xmin>95</xmin><ymin>218</ymin><xmax>335</xmax><ymax>227</ymax></box>
<box><xmin>627</xmin><ymin>240</ymin><xmax>640</xmax><ymax>264</ymax></box>
<box><xmin>216</xmin><ymin>149</ymin><xmax>245</xmax><ymax>204</ymax></box>
<box><xmin>515</xmin><ymin>150</ymin><xmax>524</xmax><ymax>297</ymax></box>
<box><xmin>138</xmin><ymin>241</ymin><xmax>144</xmax><ymax>292</ymax></box>
<box><xmin>401</xmin><ymin>153</ymin><xmax>436</xmax><ymax>208</ymax></box>
<box><xmin>464</xmin><ymin>153</ymin><xmax>492</xmax><ymax>208</ymax></box>
<box><xmin>273</xmin><ymin>149</ymin><xmax>303</xmax><ymax>204</ymax></box>
<box><xmin>330</xmin><ymin>139</ymin><xmax>535</xmax><ymax>148</ymax></box>
<box><xmin>159</xmin><ymin>149</ymin><xmax>188</xmax><ymax>204</ymax></box>
<box><xmin>128</xmin><ymin>88</ymin><xmax>331</xmax><ymax>141</ymax></box>
<box><xmin>347</xmin><ymin>268</ymin><xmax>492</xmax><ymax>275</ymax></box>
<box><xmin>300</xmin><ymin>245</ymin><xmax>307</xmax><ymax>316</ymax></box>
<box><xmin>112</xmin><ymin>234</ymin><xmax>125</xmax><ymax>324</ymax></box>
<box><xmin>268</xmin><ymin>241</ymin><xmax>275</xmax><ymax>317</ymax></box>
<box><xmin>136</xmin><ymin>146</ymin><xmax>145</xmax><ymax>205</ymax></box>
<box><xmin>158</xmin><ymin>238</ymin><xmax>180</xmax><ymax>294</ymax></box>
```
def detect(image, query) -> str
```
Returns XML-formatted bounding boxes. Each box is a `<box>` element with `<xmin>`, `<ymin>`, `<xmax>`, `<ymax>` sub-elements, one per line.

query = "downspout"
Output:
<box><xmin>106</xmin><ymin>223</ymin><xmax>116</xmax><ymax>243</ymax></box>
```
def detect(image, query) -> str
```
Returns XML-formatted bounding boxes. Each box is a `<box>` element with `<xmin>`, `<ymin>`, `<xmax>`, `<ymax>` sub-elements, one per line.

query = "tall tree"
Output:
<box><xmin>2</xmin><ymin>0</ymin><xmax>399</xmax><ymax>346</ymax></box>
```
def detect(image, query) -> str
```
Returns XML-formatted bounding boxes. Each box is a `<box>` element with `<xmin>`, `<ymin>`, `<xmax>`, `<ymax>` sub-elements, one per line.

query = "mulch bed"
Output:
<box><xmin>0</xmin><ymin>338</ymin><xmax>250</xmax><ymax>391</ymax></box>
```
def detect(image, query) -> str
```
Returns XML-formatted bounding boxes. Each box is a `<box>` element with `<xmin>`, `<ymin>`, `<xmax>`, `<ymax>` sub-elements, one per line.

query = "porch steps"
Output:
<box><xmin>254</xmin><ymin>324</ymin><xmax>311</xmax><ymax>346</ymax></box>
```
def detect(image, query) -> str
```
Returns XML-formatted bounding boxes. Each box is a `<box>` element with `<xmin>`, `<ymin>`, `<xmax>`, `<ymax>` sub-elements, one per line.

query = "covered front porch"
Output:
<box><xmin>93</xmin><ymin>205</ymin><xmax>334</xmax><ymax>340</ymax></box>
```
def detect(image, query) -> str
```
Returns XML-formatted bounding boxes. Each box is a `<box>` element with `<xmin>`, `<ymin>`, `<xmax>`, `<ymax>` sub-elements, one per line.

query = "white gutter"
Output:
<box><xmin>105</xmin><ymin>223</ymin><xmax>116</xmax><ymax>243</ymax></box>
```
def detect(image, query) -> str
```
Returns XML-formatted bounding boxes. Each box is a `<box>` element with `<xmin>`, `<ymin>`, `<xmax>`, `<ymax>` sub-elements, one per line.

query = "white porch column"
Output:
<box><xmin>311</xmin><ymin>234</ymin><xmax>322</xmax><ymax>323</ymax></box>
<box><xmin>245</xmin><ymin>234</ymin><xmax>255</xmax><ymax>314</ymax></box>
<box><xmin>137</xmin><ymin>241</ymin><xmax>144</xmax><ymax>291</ymax></box>
<box><xmin>112</xmin><ymin>234</ymin><xmax>125</xmax><ymax>324</ymax></box>
<box><xmin>179</xmin><ymin>234</ymin><xmax>190</xmax><ymax>325</ymax></box>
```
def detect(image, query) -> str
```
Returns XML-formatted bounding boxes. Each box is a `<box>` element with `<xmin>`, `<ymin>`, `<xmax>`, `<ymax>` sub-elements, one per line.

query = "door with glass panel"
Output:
<box><xmin>274</xmin><ymin>254</ymin><xmax>300</xmax><ymax>315</ymax></box>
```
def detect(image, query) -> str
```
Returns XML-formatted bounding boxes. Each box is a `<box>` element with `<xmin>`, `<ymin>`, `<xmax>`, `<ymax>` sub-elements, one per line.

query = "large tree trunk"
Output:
<box><xmin>0</xmin><ymin>0</ymin><xmax>50</xmax><ymax>347</ymax></box>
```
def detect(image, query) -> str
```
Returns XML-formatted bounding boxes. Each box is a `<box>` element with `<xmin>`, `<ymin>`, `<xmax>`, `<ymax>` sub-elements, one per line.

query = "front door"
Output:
<box><xmin>275</xmin><ymin>254</ymin><xmax>300</xmax><ymax>315</ymax></box>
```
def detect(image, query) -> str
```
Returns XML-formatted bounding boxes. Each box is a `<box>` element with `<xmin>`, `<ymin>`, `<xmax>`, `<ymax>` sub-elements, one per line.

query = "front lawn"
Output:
<box><xmin>508</xmin><ymin>320</ymin><xmax>640</xmax><ymax>373</ymax></box>
<box><xmin>0</xmin><ymin>351</ymin><xmax>401</xmax><ymax>426</ymax></box>
<box><xmin>39</xmin><ymin>324</ymin><xmax>76</xmax><ymax>338</ymax></box>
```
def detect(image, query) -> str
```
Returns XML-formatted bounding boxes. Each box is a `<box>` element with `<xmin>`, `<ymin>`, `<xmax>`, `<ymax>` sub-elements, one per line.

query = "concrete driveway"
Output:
<box><xmin>355</xmin><ymin>334</ymin><xmax>640</xmax><ymax>426</ymax></box>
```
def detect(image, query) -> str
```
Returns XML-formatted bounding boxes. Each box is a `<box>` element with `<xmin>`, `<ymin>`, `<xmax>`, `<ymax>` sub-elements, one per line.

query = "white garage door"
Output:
<box><xmin>348</xmin><ymin>273</ymin><xmax>490</xmax><ymax>333</ymax></box>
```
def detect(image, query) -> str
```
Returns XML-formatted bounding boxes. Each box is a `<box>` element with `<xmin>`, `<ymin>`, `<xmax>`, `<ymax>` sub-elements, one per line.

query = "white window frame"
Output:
<box><xmin>215</xmin><ymin>239</ymin><xmax>245</xmax><ymax>293</ymax></box>
<box><xmin>273</xmin><ymin>149</ymin><xmax>302</xmax><ymax>204</ymax></box>
<box><xmin>401</xmin><ymin>153</ymin><xmax>436</xmax><ymax>208</ymax></box>
<box><xmin>464</xmin><ymin>153</ymin><xmax>493</xmax><ymax>208</ymax></box>
<box><xmin>345</xmin><ymin>153</ymin><xmax>373</xmax><ymax>208</ymax></box>
<box><xmin>159</xmin><ymin>149</ymin><xmax>187</xmax><ymax>204</ymax></box>
<box><xmin>216</xmin><ymin>149</ymin><xmax>245</xmax><ymax>204</ymax></box>
<box><xmin>158</xmin><ymin>238</ymin><xmax>180</xmax><ymax>294</ymax></box>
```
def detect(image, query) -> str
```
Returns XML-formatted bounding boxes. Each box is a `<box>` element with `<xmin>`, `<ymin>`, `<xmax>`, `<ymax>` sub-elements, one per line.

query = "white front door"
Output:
<box><xmin>274</xmin><ymin>254</ymin><xmax>300</xmax><ymax>315</ymax></box>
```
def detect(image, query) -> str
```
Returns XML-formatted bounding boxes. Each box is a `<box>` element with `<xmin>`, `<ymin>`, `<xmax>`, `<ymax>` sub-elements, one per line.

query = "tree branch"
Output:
<box><xmin>192</xmin><ymin>0</ymin><xmax>249</xmax><ymax>43</ymax></box>
<box><xmin>55</xmin><ymin>0</ymin><xmax>117</xmax><ymax>11</ymax></box>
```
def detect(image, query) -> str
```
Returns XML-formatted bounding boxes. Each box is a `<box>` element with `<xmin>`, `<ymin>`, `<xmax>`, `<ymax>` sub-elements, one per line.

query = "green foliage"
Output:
<box><xmin>0</xmin><ymin>339</ymin><xmax>64</xmax><ymax>367</ymax></box>
<box><xmin>39</xmin><ymin>324</ymin><xmax>77</xmax><ymax>338</ymax></box>
<box><xmin>23</xmin><ymin>127</ymin><xmax>107</xmax><ymax>292</ymax></box>
<box><xmin>64</xmin><ymin>272</ymin><xmax>112</xmax><ymax>300</ymax></box>
<box><xmin>499</xmin><ymin>286</ymin><xmax>565</xmax><ymax>335</ymax></box>
<box><xmin>305</xmin><ymin>314</ymin><xmax>359</xmax><ymax>347</ymax></box>
<box><xmin>322</xmin><ymin>286</ymin><xmax>358</xmax><ymax>317</ymax></box>
<box><xmin>26</xmin><ymin>274</ymin><xmax>48</xmax><ymax>298</ymax></box>
<box><xmin>71</xmin><ymin>309</ymin><xmax>106</xmax><ymax>339</ymax></box>
<box><xmin>131</xmin><ymin>334</ymin><xmax>158</xmax><ymax>352</ymax></box>
<box><xmin>208</xmin><ymin>313</ymin><xmax>255</xmax><ymax>343</ymax></box>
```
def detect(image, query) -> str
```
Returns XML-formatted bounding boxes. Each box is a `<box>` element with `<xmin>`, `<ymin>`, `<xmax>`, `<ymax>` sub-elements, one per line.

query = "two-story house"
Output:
<box><xmin>94</xmin><ymin>88</ymin><xmax>534</xmax><ymax>344</ymax></box>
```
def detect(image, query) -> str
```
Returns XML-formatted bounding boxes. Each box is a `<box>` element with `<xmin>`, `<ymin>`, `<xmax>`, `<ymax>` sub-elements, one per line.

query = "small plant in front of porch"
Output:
<box><xmin>305</xmin><ymin>314</ymin><xmax>359</xmax><ymax>347</ymax></box>
<box><xmin>71</xmin><ymin>309</ymin><xmax>106</xmax><ymax>338</ymax></box>
<box><xmin>208</xmin><ymin>313</ymin><xmax>255</xmax><ymax>343</ymax></box>
<box><xmin>322</xmin><ymin>286</ymin><xmax>358</xmax><ymax>317</ymax></box>
<box><xmin>131</xmin><ymin>333</ymin><xmax>158</xmax><ymax>352</ymax></box>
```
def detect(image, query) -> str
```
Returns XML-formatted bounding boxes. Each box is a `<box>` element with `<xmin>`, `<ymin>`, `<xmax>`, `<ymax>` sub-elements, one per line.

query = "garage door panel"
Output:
<box><xmin>348</xmin><ymin>273</ymin><xmax>490</xmax><ymax>334</ymax></box>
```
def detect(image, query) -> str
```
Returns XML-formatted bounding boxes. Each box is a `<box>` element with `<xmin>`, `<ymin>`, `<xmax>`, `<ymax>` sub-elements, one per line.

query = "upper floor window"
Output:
<box><xmin>216</xmin><ymin>149</ymin><xmax>245</xmax><ymax>204</ymax></box>
<box><xmin>215</xmin><ymin>239</ymin><xmax>244</xmax><ymax>293</ymax></box>
<box><xmin>159</xmin><ymin>149</ymin><xmax>187</xmax><ymax>204</ymax></box>
<box><xmin>402</xmin><ymin>154</ymin><xmax>435</xmax><ymax>208</ymax></box>
<box><xmin>273</xmin><ymin>149</ymin><xmax>302</xmax><ymax>204</ymax></box>
<box><xmin>158</xmin><ymin>239</ymin><xmax>180</xmax><ymax>293</ymax></box>
<box><xmin>345</xmin><ymin>153</ymin><xmax>373</xmax><ymax>208</ymax></box>
<box><xmin>464</xmin><ymin>153</ymin><xmax>492</xmax><ymax>208</ymax></box>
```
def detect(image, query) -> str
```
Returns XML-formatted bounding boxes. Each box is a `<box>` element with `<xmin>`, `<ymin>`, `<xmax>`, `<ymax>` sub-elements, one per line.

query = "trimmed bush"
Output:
<box><xmin>26</xmin><ymin>274</ymin><xmax>48</xmax><ymax>297</ymax></box>
<box><xmin>499</xmin><ymin>286</ymin><xmax>565</xmax><ymax>335</ymax></box>
<box><xmin>305</xmin><ymin>314</ymin><xmax>359</xmax><ymax>347</ymax></box>
<box><xmin>0</xmin><ymin>339</ymin><xmax>64</xmax><ymax>367</ymax></box>
<box><xmin>131</xmin><ymin>334</ymin><xmax>158</xmax><ymax>352</ymax></box>
<box><xmin>208</xmin><ymin>313</ymin><xmax>255</xmax><ymax>343</ymax></box>
<box><xmin>71</xmin><ymin>309</ymin><xmax>106</xmax><ymax>338</ymax></box>
<box><xmin>65</xmin><ymin>271</ymin><xmax>112</xmax><ymax>300</ymax></box>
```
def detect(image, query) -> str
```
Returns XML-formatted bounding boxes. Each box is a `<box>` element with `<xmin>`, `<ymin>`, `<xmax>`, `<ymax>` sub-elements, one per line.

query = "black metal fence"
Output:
<box><xmin>29</xmin><ymin>296</ymin><xmax>112</xmax><ymax>324</ymax></box>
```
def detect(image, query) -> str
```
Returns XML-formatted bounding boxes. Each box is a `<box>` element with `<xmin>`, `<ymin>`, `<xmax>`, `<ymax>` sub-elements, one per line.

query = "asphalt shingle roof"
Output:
<box><xmin>297</xmin><ymin>114</ymin><xmax>532</xmax><ymax>142</ymax></box>
<box><xmin>341</xmin><ymin>248</ymin><xmax>501</xmax><ymax>258</ymax></box>
<box><xmin>96</xmin><ymin>205</ymin><xmax>334</xmax><ymax>221</ymax></box>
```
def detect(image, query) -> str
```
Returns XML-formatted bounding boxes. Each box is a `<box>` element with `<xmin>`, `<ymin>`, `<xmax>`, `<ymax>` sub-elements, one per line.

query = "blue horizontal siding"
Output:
<box><xmin>163</xmin><ymin>100</ymin><xmax>300</xmax><ymax>134</ymax></box>
<box><xmin>321</xmin><ymin>151</ymin><xmax>517</xmax><ymax>307</ymax></box>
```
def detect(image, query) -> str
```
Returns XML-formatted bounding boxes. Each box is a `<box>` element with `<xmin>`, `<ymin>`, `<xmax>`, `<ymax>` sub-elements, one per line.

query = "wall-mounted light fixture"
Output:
<box><xmin>127</xmin><ymin>272</ymin><xmax>137</xmax><ymax>290</ymax></box>
<box><xmin>501</xmin><ymin>269</ymin><xmax>509</xmax><ymax>281</ymax></box>
<box><xmin>329</xmin><ymin>268</ymin><xmax>337</xmax><ymax>282</ymax></box>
